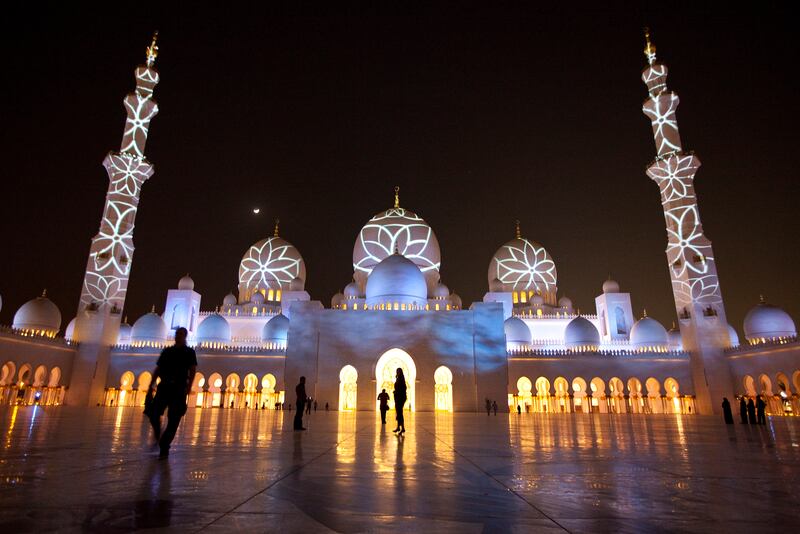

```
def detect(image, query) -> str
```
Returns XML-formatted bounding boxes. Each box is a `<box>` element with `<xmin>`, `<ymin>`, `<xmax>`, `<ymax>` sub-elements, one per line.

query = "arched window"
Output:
<box><xmin>434</xmin><ymin>366</ymin><xmax>453</xmax><ymax>412</ymax></box>
<box><xmin>614</xmin><ymin>307</ymin><xmax>627</xmax><ymax>335</ymax></box>
<box><xmin>339</xmin><ymin>365</ymin><xmax>358</xmax><ymax>411</ymax></box>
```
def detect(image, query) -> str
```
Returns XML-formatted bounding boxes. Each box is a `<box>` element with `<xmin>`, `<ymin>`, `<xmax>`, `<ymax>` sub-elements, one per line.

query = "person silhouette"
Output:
<box><xmin>739</xmin><ymin>397</ymin><xmax>748</xmax><ymax>424</ymax></box>
<box><xmin>492</xmin><ymin>400</ymin><xmax>498</xmax><ymax>415</ymax></box>
<box><xmin>294</xmin><ymin>377</ymin><xmax>307</xmax><ymax>431</ymax></box>
<box><xmin>721</xmin><ymin>398</ymin><xmax>734</xmax><ymax>424</ymax></box>
<box><xmin>393</xmin><ymin>368</ymin><xmax>407</xmax><ymax>435</ymax></box>
<box><xmin>146</xmin><ymin>327</ymin><xmax>197</xmax><ymax>459</ymax></box>
<box><xmin>756</xmin><ymin>396</ymin><xmax>766</xmax><ymax>425</ymax></box>
<box><xmin>485</xmin><ymin>398</ymin><xmax>491</xmax><ymax>416</ymax></box>
<box><xmin>377</xmin><ymin>388</ymin><xmax>390</xmax><ymax>424</ymax></box>
<box><xmin>517</xmin><ymin>404</ymin><xmax>521</xmax><ymax>414</ymax></box>
<box><xmin>747</xmin><ymin>398</ymin><xmax>757</xmax><ymax>424</ymax></box>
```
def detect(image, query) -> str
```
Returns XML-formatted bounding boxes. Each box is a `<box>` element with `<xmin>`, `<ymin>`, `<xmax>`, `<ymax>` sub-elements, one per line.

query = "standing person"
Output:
<box><xmin>146</xmin><ymin>327</ymin><xmax>197</xmax><ymax>459</ymax></box>
<box><xmin>294</xmin><ymin>377</ymin><xmax>307</xmax><ymax>431</ymax></box>
<box><xmin>721</xmin><ymin>398</ymin><xmax>734</xmax><ymax>424</ymax></box>
<box><xmin>756</xmin><ymin>396</ymin><xmax>767</xmax><ymax>425</ymax></box>
<box><xmin>306</xmin><ymin>397</ymin><xmax>312</xmax><ymax>415</ymax></box>
<box><xmin>747</xmin><ymin>398</ymin><xmax>757</xmax><ymax>424</ymax></box>
<box><xmin>485</xmin><ymin>398</ymin><xmax>491</xmax><ymax>416</ymax></box>
<box><xmin>377</xmin><ymin>388</ymin><xmax>390</xmax><ymax>424</ymax></box>
<box><xmin>492</xmin><ymin>400</ymin><xmax>498</xmax><ymax>415</ymax></box>
<box><xmin>517</xmin><ymin>404</ymin><xmax>521</xmax><ymax>414</ymax></box>
<box><xmin>392</xmin><ymin>368</ymin><xmax>407</xmax><ymax>435</ymax></box>
<box><xmin>314</xmin><ymin>400</ymin><xmax>318</xmax><ymax>412</ymax></box>
<box><xmin>325</xmin><ymin>402</ymin><xmax>329</xmax><ymax>411</ymax></box>
<box><xmin>739</xmin><ymin>398</ymin><xmax>748</xmax><ymax>424</ymax></box>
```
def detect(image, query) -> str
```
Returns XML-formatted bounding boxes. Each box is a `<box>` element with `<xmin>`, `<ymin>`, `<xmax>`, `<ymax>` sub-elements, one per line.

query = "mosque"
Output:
<box><xmin>1</xmin><ymin>31</ymin><xmax>798</xmax><ymax>416</ymax></box>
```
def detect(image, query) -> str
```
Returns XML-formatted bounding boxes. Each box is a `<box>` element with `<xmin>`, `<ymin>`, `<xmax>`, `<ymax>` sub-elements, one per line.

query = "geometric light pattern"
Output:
<box><xmin>642</xmin><ymin>36</ymin><xmax>726</xmax><ymax>319</ymax></box>
<box><xmin>78</xmin><ymin>51</ymin><xmax>160</xmax><ymax>315</ymax></box>
<box><xmin>238</xmin><ymin>236</ymin><xmax>306</xmax><ymax>294</ymax></box>
<box><xmin>489</xmin><ymin>237</ymin><xmax>557</xmax><ymax>295</ymax></box>
<box><xmin>353</xmin><ymin>207</ymin><xmax>441</xmax><ymax>278</ymax></box>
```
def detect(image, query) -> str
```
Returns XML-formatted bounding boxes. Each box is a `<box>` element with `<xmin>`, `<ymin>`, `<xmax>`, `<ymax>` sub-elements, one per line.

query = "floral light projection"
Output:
<box><xmin>490</xmin><ymin>238</ymin><xmax>557</xmax><ymax>292</ymax></box>
<box><xmin>238</xmin><ymin>237</ymin><xmax>306</xmax><ymax>294</ymax></box>
<box><xmin>642</xmin><ymin>30</ymin><xmax>725</xmax><ymax>316</ymax></box>
<box><xmin>78</xmin><ymin>34</ymin><xmax>160</xmax><ymax>314</ymax></box>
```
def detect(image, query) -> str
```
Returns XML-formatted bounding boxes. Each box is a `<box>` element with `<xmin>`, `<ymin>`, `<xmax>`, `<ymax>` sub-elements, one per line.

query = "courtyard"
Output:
<box><xmin>1</xmin><ymin>407</ymin><xmax>799</xmax><ymax>532</ymax></box>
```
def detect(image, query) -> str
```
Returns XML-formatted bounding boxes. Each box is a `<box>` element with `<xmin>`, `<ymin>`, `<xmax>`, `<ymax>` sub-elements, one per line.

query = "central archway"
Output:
<box><xmin>375</xmin><ymin>348</ymin><xmax>416</xmax><ymax>412</ymax></box>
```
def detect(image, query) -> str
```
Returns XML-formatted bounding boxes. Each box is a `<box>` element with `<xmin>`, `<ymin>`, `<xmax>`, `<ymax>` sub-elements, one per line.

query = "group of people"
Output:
<box><xmin>721</xmin><ymin>396</ymin><xmax>768</xmax><ymax>425</ymax></box>
<box><xmin>485</xmin><ymin>398</ymin><xmax>499</xmax><ymax>415</ymax></box>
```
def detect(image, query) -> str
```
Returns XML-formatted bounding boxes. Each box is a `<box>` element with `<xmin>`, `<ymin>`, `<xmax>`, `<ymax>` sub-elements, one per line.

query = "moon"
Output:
<box><xmin>252</xmin><ymin>208</ymin><xmax>260</xmax><ymax>214</ymax></box>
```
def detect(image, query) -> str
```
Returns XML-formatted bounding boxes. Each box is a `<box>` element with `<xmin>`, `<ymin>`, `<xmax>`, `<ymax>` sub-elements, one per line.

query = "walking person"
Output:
<box><xmin>492</xmin><ymin>400</ymin><xmax>498</xmax><ymax>415</ymax></box>
<box><xmin>377</xmin><ymin>388</ymin><xmax>390</xmax><ymax>425</ymax></box>
<box><xmin>306</xmin><ymin>397</ymin><xmax>312</xmax><ymax>415</ymax></box>
<box><xmin>145</xmin><ymin>327</ymin><xmax>197</xmax><ymax>459</ymax></box>
<box><xmin>392</xmin><ymin>368</ymin><xmax>407</xmax><ymax>435</ymax></box>
<box><xmin>294</xmin><ymin>377</ymin><xmax>307</xmax><ymax>431</ymax></box>
<box><xmin>314</xmin><ymin>400</ymin><xmax>318</xmax><ymax>412</ymax></box>
<box><xmin>485</xmin><ymin>398</ymin><xmax>491</xmax><ymax>416</ymax></box>
<box><xmin>739</xmin><ymin>397</ymin><xmax>748</xmax><ymax>424</ymax></box>
<box><xmin>721</xmin><ymin>398</ymin><xmax>734</xmax><ymax>424</ymax></box>
<box><xmin>747</xmin><ymin>398</ymin><xmax>757</xmax><ymax>424</ymax></box>
<box><xmin>756</xmin><ymin>396</ymin><xmax>767</xmax><ymax>425</ymax></box>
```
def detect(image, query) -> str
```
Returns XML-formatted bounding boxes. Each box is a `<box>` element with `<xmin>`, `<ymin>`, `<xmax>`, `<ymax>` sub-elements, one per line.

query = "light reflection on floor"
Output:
<box><xmin>1</xmin><ymin>407</ymin><xmax>799</xmax><ymax>532</ymax></box>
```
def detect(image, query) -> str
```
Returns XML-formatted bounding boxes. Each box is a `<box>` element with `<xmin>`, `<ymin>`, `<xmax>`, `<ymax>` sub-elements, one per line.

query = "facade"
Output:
<box><xmin>1</xmin><ymin>31</ymin><xmax>798</xmax><ymax>416</ymax></box>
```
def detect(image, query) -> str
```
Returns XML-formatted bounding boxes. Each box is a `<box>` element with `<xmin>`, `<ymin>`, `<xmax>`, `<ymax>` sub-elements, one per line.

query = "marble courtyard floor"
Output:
<box><xmin>1</xmin><ymin>407</ymin><xmax>799</xmax><ymax>533</ymax></box>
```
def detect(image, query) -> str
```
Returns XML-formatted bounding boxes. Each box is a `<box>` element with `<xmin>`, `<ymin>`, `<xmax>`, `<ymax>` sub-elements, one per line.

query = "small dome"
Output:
<box><xmin>197</xmin><ymin>314</ymin><xmax>231</xmax><ymax>345</ymax></box>
<box><xmin>331</xmin><ymin>292</ymin><xmax>344</xmax><ymax>308</ymax></box>
<box><xmin>743</xmin><ymin>299</ymin><xmax>796</xmax><ymax>342</ymax></box>
<box><xmin>290</xmin><ymin>277</ymin><xmax>305</xmax><ymax>291</ymax></box>
<box><xmin>602</xmin><ymin>279</ymin><xmax>620</xmax><ymax>294</ymax></box>
<box><xmin>178</xmin><ymin>274</ymin><xmax>194</xmax><ymax>291</ymax></box>
<box><xmin>344</xmin><ymin>281</ymin><xmax>360</xmax><ymax>299</ymax></box>
<box><xmin>564</xmin><ymin>317</ymin><xmax>600</xmax><ymax>350</ymax></box>
<box><xmin>64</xmin><ymin>317</ymin><xmax>77</xmax><ymax>340</ymax></box>
<box><xmin>727</xmin><ymin>324</ymin><xmax>740</xmax><ymax>347</ymax></box>
<box><xmin>118</xmin><ymin>320</ymin><xmax>132</xmax><ymax>344</ymax></box>
<box><xmin>223</xmin><ymin>292</ymin><xmax>237</xmax><ymax>306</ymax></box>
<box><xmin>630</xmin><ymin>316</ymin><xmax>668</xmax><ymax>351</ymax></box>
<box><xmin>531</xmin><ymin>294</ymin><xmax>544</xmax><ymax>306</ymax></box>
<box><xmin>433</xmin><ymin>282</ymin><xmax>450</xmax><ymax>299</ymax></box>
<box><xmin>450</xmin><ymin>293</ymin><xmax>462</xmax><ymax>309</ymax></box>
<box><xmin>667</xmin><ymin>325</ymin><xmax>682</xmax><ymax>351</ymax></box>
<box><xmin>13</xmin><ymin>293</ymin><xmax>62</xmax><ymax>335</ymax></box>
<box><xmin>558</xmin><ymin>296</ymin><xmax>573</xmax><ymax>310</ymax></box>
<box><xmin>365</xmin><ymin>253</ymin><xmax>428</xmax><ymax>308</ymax></box>
<box><xmin>262</xmin><ymin>314</ymin><xmax>290</xmax><ymax>344</ymax></box>
<box><xmin>131</xmin><ymin>312</ymin><xmax>167</xmax><ymax>344</ymax></box>
<box><xmin>251</xmin><ymin>292</ymin><xmax>265</xmax><ymax>305</ymax></box>
<box><xmin>489</xmin><ymin>278</ymin><xmax>504</xmax><ymax>292</ymax></box>
<box><xmin>504</xmin><ymin>317</ymin><xmax>532</xmax><ymax>345</ymax></box>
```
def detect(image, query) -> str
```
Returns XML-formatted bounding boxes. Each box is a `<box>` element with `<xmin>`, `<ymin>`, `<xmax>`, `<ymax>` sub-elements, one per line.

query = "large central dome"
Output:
<box><xmin>488</xmin><ymin>222</ymin><xmax>557</xmax><ymax>304</ymax></box>
<box><xmin>238</xmin><ymin>222</ymin><xmax>306</xmax><ymax>303</ymax></box>
<box><xmin>353</xmin><ymin>188</ymin><xmax>441</xmax><ymax>292</ymax></box>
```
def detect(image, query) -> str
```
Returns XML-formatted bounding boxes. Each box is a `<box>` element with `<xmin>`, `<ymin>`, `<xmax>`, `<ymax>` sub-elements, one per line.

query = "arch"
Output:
<box><xmin>553</xmin><ymin>376</ymin><xmax>570</xmax><ymax>413</ymax></box>
<box><xmin>120</xmin><ymin>371</ymin><xmax>135</xmax><ymax>389</ymax></box>
<box><xmin>664</xmin><ymin>377</ymin><xmax>681</xmax><ymax>414</ymax></box>
<box><xmin>535</xmin><ymin>376</ymin><xmax>551</xmax><ymax>396</ymax></box>
<box><xmin>434</xmin><ymin>365</ymin><xmax>453</xmax><ymax>412</ymax></box>
<box><xmin>243</xmin><ymin>373</ymin><xmax>258</xmax><ymax>391</ymax></box>
<box><xmin>608</xmin><ymin>376</ymin><xmax>625</xmax><ymax>414</ymax></box>
<box><xmin>137</xmin><ymin>371</ymin><xmax>152</xmax><ymax>391</ymax></box>
<box><xmin>614</xmin><ymin>306</ymin><xmax>627</xmax><ymax>335</ymax></box>
<box><xmin>225</xmin><ymin>373</ymin><xmax>241</xmax><ymax>390</ymax></box>
<box><xmin>208</xmin><ymin>372</ymin><xmax>223</xmax><ymax>407</ymax></box>
<box><xmin>758</xmin><ymin>374</ymin><xmax>773</xmax><ymax>396</ymax></box>
<box><xmin>793</xmin><ymin>371</ymin><xmax>800</xmax><ymax>396</ymax></box>
<box><xmin>645</xmin><ymin>377</ymin><xmax>661</xmax><ymax>396</ymax></box>
<box><xmin>571</xmin><ymin>377</ymin><xmax>588</xmax><ymax>413</ymax></box>
<box><xmin>664</xmin><ymin>377</ymin><xmax>680</xmax><ymax>397</ymax></box>
<box><xmin>516</xmin><ymin>376</ymin><xmax>533</xmax><ymax>412</ymax></box>
<box><xmin>776</xmin><ymin>373</ymin><xmax>791</xmax><ymax>395</ymax></box>
<box><xmin>33</xmin><ymin>365</ymin><xmax>48</xmax><ymax>387</ymax></box>
<box><xmin>339</xmin><ymin>365</ymin><xmax>358</xmax><ymax>411</ymax></box>
<box><xmin>47</xmin><ymin>367</ymin><xmax>61</xmax><ymax>387</ymax></box>
<box><xmin>627</xmin><ymin>377</ymin><xmax>644</xmax><ymax>413</ymax></box>
<box><xmin>18</xmin><ymin>364</ymin><xmax>32</xmax><ymax>385</ymax></box>
<box><xmin>590</xmin><ymin>377</ymin><xmax>605</xmax><ymax>397</ymax></box>
<box><xmin>1</xmin><ymin>361</ymin><xmax>16</xmax><ymax>386</ymax></box>
<box><xmin>225</xmin><ymin>373</ymin><xmax>241</xmax><ymax>408</ymax></box>
<box><xmin>627</xmin><ymin>377</ymin><xmax>643</xmax><ymax>395</ymax></box>
<box><xmin>743</xmin><ymin>375</ymin><xmax>756</xmax><ymax>396</ymax></box>
<box><xmin>261</xmin><ymin>373</ymin><xmax>276</xmax><ymax>392</ymax></box>
<box><xmin>191</xmin><ymin>372</ymin><xmax>205</xmax><ymax>392</ymax></box>
<box><xmin>609</xmin><ymin>377</ymin><xmax>625</xmax><ymax>396</ymax></box>
<box><xmin>375</xmin><ymin>348</ymin><xmax>417</xmax><ymax>412</ymax></box>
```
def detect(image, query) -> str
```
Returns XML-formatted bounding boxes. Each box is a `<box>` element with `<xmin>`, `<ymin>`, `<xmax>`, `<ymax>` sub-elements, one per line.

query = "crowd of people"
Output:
<box><xmin>721</xmin><ymin>396</ymin><xmax>768</xmax><ymax>425</ymax></box>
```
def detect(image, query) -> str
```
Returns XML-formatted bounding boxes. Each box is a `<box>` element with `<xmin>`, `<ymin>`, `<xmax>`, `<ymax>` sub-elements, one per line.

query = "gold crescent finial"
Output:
<box><xmin>515</xmin><ymin>219</ymin><xmax>521</xmax><ymax>239</ymax></box>
<box><xmin>273</xmin><ymin>218</ymin><xmax>280</xmax><ymax>238</ymax></box>
<box><xmin>394</xmin><ymin>186</ymin><xmax>400</xmax><ymax>208</ymax></box>
<box><xmin>150</xmin><ymin>305</ymin><xmax>156</xmax><ymax>313</ymax></box>
<box><xmin>146</xmin><ymin>30</ymin><xmax>159</xmax><ymax>67</ymax></box>
<box><xmin>643</xmin><ymin>308</ymin><xmax>648</xmax><ymax>318</ymax></box>
<box><xmin>759</xmin><ymin>294</ymin><xmax>766</xmax><ymax>304</ymax></box>
<box><xmin>643</xmin><ymin>27</ymin><xmax>656</xmax><ymax>65</ymax></box>
<box><xmin>41</xmin><ymin>289</ymin><xmax>47</xmax><ymax>298</ymax></box>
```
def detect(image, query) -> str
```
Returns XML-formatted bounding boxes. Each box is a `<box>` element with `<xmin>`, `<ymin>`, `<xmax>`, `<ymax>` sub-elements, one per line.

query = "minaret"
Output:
<box><xmin>70</xmin><ymin>33</ymin><xmax>161</xmax><ymax>406</ymax></box>
<box><xmin>641</xmin><ymin>28</ymin><xmax>732</xmax><ymax>414</ymax></box>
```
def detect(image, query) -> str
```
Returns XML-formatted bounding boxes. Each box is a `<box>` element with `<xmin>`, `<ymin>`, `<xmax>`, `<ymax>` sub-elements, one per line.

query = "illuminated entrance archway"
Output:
<box><xmin>375</xmin><ymin>348</ymin><xmax>416</xmax><ymax>412</ymax></box>
<box><xmin>339</xmin><ymin>365</ymin><xmax>358</xmax><ymax>412</ymax></box>
<box><xmin>434</xmin><ymin>366</ymin><xmax>453</xmax><ymax>412</ymax></box>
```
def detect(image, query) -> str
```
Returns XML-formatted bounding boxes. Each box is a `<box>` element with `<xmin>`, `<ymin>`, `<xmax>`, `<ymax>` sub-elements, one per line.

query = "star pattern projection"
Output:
<box><xmin>238</xmin><ymin>237</ymin><xmax>306</xmax><ymax>292</ymax></box>
<box><xmin>490</xmin><ymin>238</ymin><xmax>557</xmax><ymax>292</ymax></box>
<box><xmin>79</xmin><ymin>65</ymin><xmax>159</xmax><ymax>313</ymax></box>
<box><xmin>643</xmin><ymin>63</ymin><xmax>724</xmax><ymax>313</ymax></box>
<box><xmin>353</xmin><ymin>208</ymin><xmax>441</xmax><ymax>276</ymax></box>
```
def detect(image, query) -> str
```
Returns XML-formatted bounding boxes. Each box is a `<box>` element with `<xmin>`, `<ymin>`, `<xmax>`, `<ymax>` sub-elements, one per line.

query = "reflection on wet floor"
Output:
<box><xmin>1</xmin><ymin>406</ymin><xmax>799</xmax><ymax>532</ymax></box>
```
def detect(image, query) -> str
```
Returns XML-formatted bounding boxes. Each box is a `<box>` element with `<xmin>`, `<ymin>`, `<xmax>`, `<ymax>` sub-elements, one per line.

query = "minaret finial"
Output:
<box><xmin>273</xmin><ymin>218</ymin><xmax>280</xmax><ymax>238</ymax></box>
<box><xmin>146</xmin><ymin>31</ymin><xmax>159</xmax><ymax>67</ymax></box>
<box><xmin>394</xmin><ymin>186</ymin><xmax>400</xmax><ymax>208</ymax></box>
<box><xmin>643</xmin><ymin>27</ymin><xmax>656</xmax><ymax>65</ymax></box>
<box><xmin>41</xmin><ymin>289</ymin><xmax>47</xmax><ymax>298</ymax></box>
<box><xmin>643</xmin><ymin>308</ymin><xmax>648</xmax><ymax>318</ymax></box>
<box><xmin>759</xmin><ymin>294</ymin><xmax>766</xmax><ymax>304</ymax></box>
<box><xmin>150</xmin><ymin>304</ymin><xmax>156</xmax><ymax>313</ymax></box>
<box><xmin>515</xmin><ymin>219</ymin><xmax>521</xmax><ymax>239</ymax></box>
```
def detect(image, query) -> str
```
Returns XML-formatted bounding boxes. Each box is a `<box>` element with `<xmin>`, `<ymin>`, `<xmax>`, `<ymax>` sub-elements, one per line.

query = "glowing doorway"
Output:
<box><xmin>339</xmin><ymin>365</ymin><xmax>358</xmax><ymax>411</ymax></box>
<box><xmin>434</xmin><ymin>366</ymin><xmax>453</xmax><ymax>412</ymax></box>
<box><xmin>375</xmin><ymin>348</ymin><xmax>416</xmax><ymax>412</ymax></box>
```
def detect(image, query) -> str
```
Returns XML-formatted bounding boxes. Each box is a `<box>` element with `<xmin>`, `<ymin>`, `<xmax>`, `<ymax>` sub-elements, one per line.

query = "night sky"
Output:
<box><xmin>1</xmin><ymin>5</ymin><xmax>797</xmax><ymax>334</ymax></box>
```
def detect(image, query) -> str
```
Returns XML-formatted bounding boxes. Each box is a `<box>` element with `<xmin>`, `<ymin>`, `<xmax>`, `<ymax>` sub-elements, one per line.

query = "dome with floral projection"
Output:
<box><xmin>238</xmin><ymin>226</ymin><xmax>306</xmax><ymax>303</ymax></box>
<box><xmin>488</xmin><ymin>224</ymin><xmax>557</xmax><ymax>303</ymax></box>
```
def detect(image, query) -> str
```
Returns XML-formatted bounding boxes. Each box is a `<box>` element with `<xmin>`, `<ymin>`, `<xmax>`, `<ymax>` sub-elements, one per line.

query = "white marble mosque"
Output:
<box><xmin>1</xmin><ymin>31</ymin><xmax>798</xmax><ymax>417</ymax></box>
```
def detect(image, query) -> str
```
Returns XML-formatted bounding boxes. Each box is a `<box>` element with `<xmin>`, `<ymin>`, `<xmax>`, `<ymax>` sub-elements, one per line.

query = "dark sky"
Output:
<box><xmin>1</xmin><ymin>4</ymin><xmax>797</xmax><ymax>334</ymax></box>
